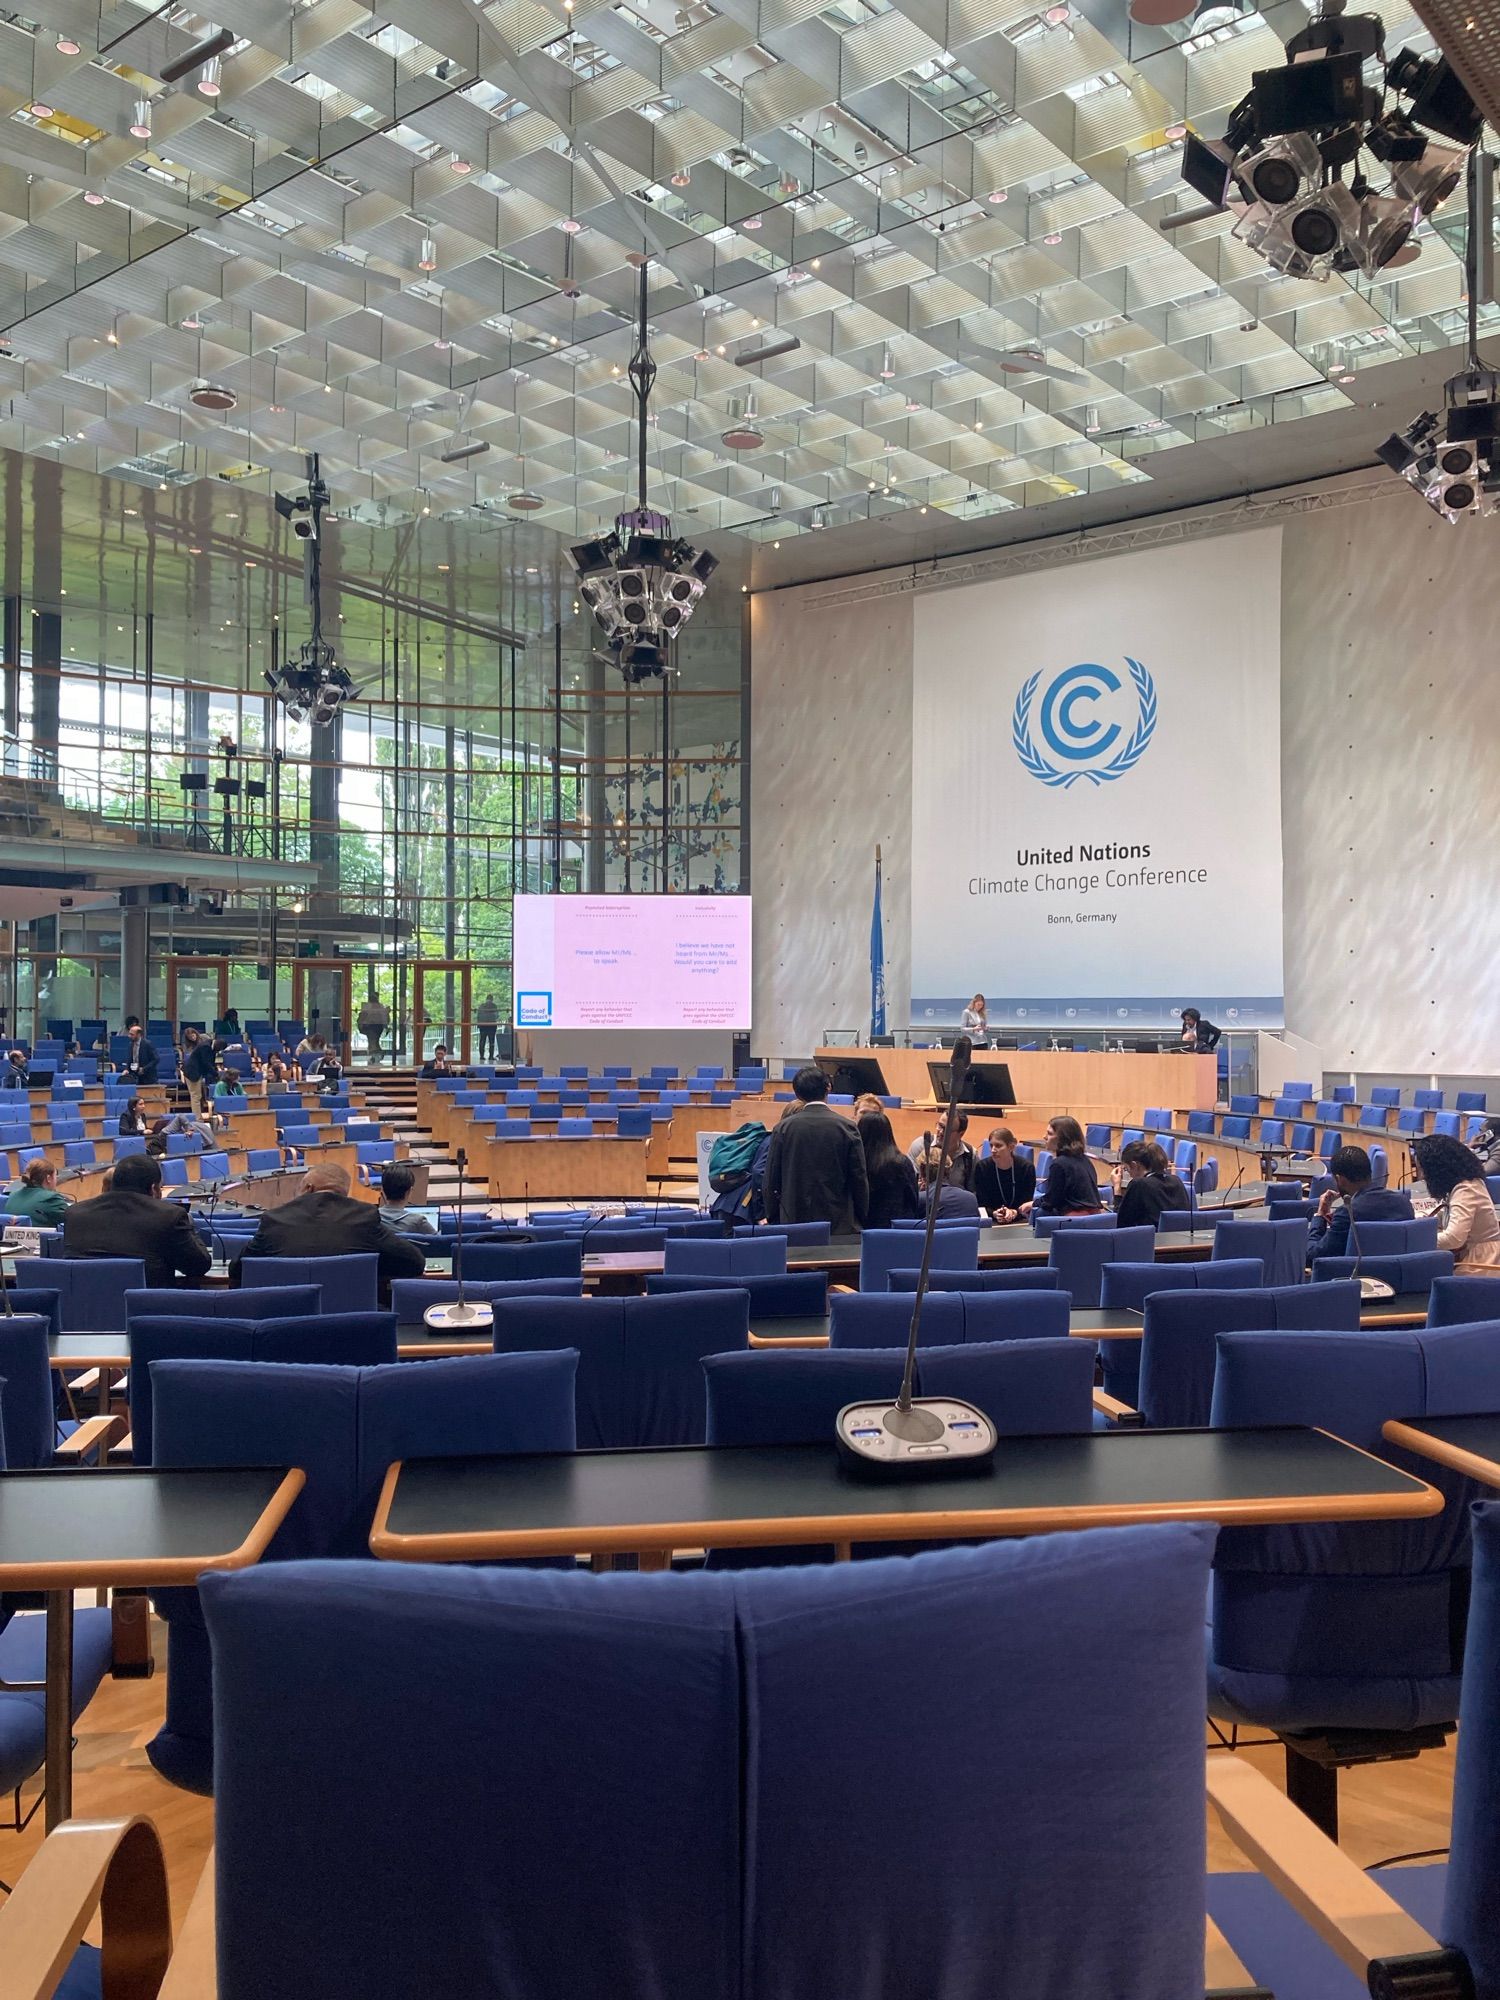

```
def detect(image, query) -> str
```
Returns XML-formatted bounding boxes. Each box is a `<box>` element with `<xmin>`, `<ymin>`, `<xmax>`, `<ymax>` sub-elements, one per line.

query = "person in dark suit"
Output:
<box><xmin>1</xmin><ymin>1049</ymin><xmax>29</xmax><ymax>1089</ymax></box>
<box><xmin>1306</xmin><ymin>1144</ymin><xmax>1414</xmax><ymax>1266</ymax></box>
<box><xmin>63</xmin><ymin>1152</ymin><xmax>212</xmax><ymax>1287</ymax></box>
<box><xmin>1179</xmin><ymin>1007</ymin><xmax>1221</xmax><ymax>1052</ymax></box>
<box><xmin>764</xmin><ymin>1067</ymin><xmax>869</xmax><ymax>1236</ymax></box>
<box><xmin>232</xmin><ymin>1160</ymin><xmax>427</xmax><ymax>1284</ymax></box>
<box><xmin>120</xmin><ymin>1024</ymin><xmax>159</xmax><ymax>1086</ymax></box>
<box><xmin>1033</xmin><ymin>1115</ymin><xmax>1103</xmax><ymax>1216</ymax></box>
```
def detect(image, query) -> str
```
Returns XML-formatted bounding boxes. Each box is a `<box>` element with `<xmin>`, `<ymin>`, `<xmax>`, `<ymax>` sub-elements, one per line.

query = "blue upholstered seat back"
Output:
<box><xmin>665</xmin><ymin>1235</ymin><xmax>787</xmax><ymax>1276</ymax></box>
<box><xmin>15</xmin><ymin>1256</ymin><xmax>146</xmax><ymax>1331</ymax></box>
<box><xmin>388</xmin><ymin>1276</ymin><xmax>583</xmax><ymax>1325</ymax></box>
<box><xmin>237</xmin><ymin>1255</ymin><xmax>378</xmax><ymax>1314</ymax></box>
<box><xmin>1427</xmin><ymin>1276</ymin><xmax>1500</xmax><ymax>1327</ymax></box>
<box><xmin>705</xmin><ymin>1348</ymin><xmax>908</xmax><ymax>1446</ymax></box>
<box><xmin>1351</xmin><ymin>1218</ymin><xmax>1440</xmax><ymax>1255</ymax></box>
<box><xmin>858</xmin><ymin>1227</ymin><xmax>977</xmax><ymax>1291</ymax></box>
<box><xmin>200</xmin><ymin>1526</ymin><xmax>1214</xmax><ymax>2000</ymax></box>
<box><xmin>1312</xmin><ymin>1251</ymin><xmax>1454</xmax><ymax>1292</ymax></box>
<box><xmin>0</xmin><ymin>1317</ymin><xmax>63</xmax><ymax>1468</ymax></box>
<box><xmin>1206</xmin><ymin>1329</ymin><xmax>1476</xmax><ymax>1734</ymax></box>
<box><xmin>492</xmin><ymin>1291</ymin><xmax>749</xmax><ymax>1447</ymax></box>
<box><xmin>829</xmin><ymin>1290</ymin><xmax>1070</xmax><ymax>1348</ymax></box>
<box><xmin>645</xmin><ymin>1270</ymin><xmax>829</xmax><ymax>1317</ymax></box>
<box><xmin>1126</xmin><ymin>1281</ymin><xmax>1361</xmax><ymax>1430</ymax></box>
<box><xmin>1445</xmin><ymin>1501</ymin><xmax>1500</xmax><ymax>1993</ymax></box>
<box><xmin>148</xmin><ymin>1352</ymin><xmax>579</xmax><ymax>1798</ymax></box>
<box><xmin>1048</xmin><ymin>1225</ymin><xmax>1155</xmax><ymax>1308</ymax></box>
<box><xmin>467</xmin><ymin>1239</ymin><xmax>585</xmax><ymax>1282</ymax></box>
<box><xmin>125</xmin><ymin>1285</ymin><xmax>322</xmax><ymax>1323</ymax></box>
<box><xmin>1211</xmin><ymin>1218</ymin><xmax>1307</xmax><ymax>1289</ymax></box>
<box><xmin>887</xmin><ymin>1266</ymin><xmax>1061</xmax><ymax>1292</ymax></box>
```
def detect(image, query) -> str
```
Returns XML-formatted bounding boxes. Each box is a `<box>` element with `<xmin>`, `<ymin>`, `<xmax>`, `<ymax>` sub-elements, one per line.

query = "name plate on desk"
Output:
<box><xmin>1</xmin><ymin>1225</ymin><xmax>41</xmax><ymax>1255</ymax></box>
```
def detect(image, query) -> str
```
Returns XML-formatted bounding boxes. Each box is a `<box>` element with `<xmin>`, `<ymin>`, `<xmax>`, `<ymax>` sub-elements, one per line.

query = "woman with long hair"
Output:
<box><xmin>1033</xmin><ymin>1114</ymin><xmax>1102</xmax><ymax>1216</ymax></box>
<box><xmin>960</xmin><ymin>994</ymin><xmax>989</xmax><ymax>1042</ymax></box>
<box><xmin>1413</xmin><ymin>1133</ymin><xmax>1500</xmax><ymax>1269</ymax></box>
<box><xmin>859</xmin><ymin>1110</ymin><xmax>920</xmax><ymax>1229</ymax></box>
<box><xmin>1112</xmin><ymin>1139</ymin><xmax>1190</xmax><ymax>1229</ymax></box>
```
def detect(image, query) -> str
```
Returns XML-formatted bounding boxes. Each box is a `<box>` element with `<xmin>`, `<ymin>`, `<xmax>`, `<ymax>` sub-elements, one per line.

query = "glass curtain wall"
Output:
<box><xmin>1</xmin><ymin>530</ymin><xmax>748</xmax><ymax>1054</ymax></box>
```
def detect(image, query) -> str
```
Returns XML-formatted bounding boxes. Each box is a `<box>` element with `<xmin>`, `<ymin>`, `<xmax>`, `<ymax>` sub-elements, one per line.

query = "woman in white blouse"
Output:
<box><xmin>1414</xmin><ymin>1134</ymin><xmax>1500</xmax><ymax>1269</ymax></box>
<box><xmin>960</xmin><ymin>994</ymin><xmax>988</xmax><ymax>1043</ymax></box>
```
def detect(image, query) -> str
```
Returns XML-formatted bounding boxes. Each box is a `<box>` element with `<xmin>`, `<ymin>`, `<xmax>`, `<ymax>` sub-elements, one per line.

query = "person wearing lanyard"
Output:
<box><xmin>960</xmin><ymin>994</ymin><xmax>989</xmax><ymax>1045</ymax></box>
<box><xmin>972</xmin><ymin>1126</ymin><xmax>1037</xmax><ymax>1224</ymax></box>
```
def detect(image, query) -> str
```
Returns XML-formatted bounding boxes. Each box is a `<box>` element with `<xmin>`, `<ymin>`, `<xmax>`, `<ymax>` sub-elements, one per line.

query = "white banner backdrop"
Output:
<box><xmin>910</xmin><ymin>527</ymin><xmax>1284</xmax><ymax>1031</ymax></box>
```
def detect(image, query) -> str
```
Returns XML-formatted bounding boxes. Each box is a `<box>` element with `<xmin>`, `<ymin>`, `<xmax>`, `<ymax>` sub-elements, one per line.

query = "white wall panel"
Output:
<box><xmin>751</xmin><ymin>471</ymin><xmax>1499</xmax><ymax>1073</ymax></box>
<box><xmin>750</xmin><ymin>587</ymin><xmax>913</xmax><ymax>1058</ymax></box>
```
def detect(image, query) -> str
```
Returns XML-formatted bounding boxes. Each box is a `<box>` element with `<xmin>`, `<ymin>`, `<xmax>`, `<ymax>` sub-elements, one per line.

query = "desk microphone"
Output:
<box><xmin>424</xmin><ymin>1145</ymin><xmax>492</xmax><ymax>1330</ymax></box>
<box><xmin>836</xmin><ymin>1035</ymin><xmax>998</xmax><ymax>1474</ymax></box>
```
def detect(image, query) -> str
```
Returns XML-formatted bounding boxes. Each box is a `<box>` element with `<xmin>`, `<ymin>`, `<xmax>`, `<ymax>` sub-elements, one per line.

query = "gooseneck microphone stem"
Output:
<box><xmin>896</xmin><ymin>1035</ymin><xmax>972</xmax><ymax>1415</ymax></box>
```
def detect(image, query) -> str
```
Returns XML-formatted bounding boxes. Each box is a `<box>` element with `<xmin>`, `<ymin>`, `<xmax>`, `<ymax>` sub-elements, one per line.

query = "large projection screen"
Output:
<box><xmin>513</xmin><ymin>895</ymin><xmax>752</xmax><ymax>1031</ymax></box>
<box><xmin>911</xmin><ymin>528</ymin><xmax>1284</xmax><ymax>1032</ymax></box>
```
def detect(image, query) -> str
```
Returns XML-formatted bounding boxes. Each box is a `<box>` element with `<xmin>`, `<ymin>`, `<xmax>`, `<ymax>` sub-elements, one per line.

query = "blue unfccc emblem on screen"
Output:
<box><xmin>1012</xmin><ymin>658</ymin><xmax>1157</xmax><ymax>788</ymax></box>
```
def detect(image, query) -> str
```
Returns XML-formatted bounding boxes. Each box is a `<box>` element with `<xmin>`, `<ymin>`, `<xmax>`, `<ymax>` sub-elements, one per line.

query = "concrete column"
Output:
<box><xmin>120</xmin><ymin>905</ymin><xmax>149</xmax><ymax>1024</ymax></box>
<box><xmin>308</xmin><ymin>711</ymin><xmax>343</xmax><ymax>907</ymax></box>
<box><xmin>30</xmin><ymin>609</ymin><xmax>60</xmax><ymax>784</ymax></box>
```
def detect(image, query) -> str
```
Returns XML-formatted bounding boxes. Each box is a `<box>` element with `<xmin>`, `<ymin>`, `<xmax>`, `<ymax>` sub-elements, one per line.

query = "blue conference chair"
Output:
<box><xmin>389</xmin><ymin>1277</ymin><xmax>584</xmax><ymax>1327</ymax></box>
<box><xmin>757</xmin><ymin>1220</ymin><xmax>834</xmax><ymax>1245</ymax></box>
<box><xmin>1048</xmin><ymin>1224</ymin><xmax>1154</xmax><ymax>1309</ymax></box>
<box><xmin>858</xmin><ymin>1226</ymin><xmax>977</xmax><ymax>1292</ymax></box>
<box><xmin>1095</xmin><ymin>1260</ymin><xmax>1269</xmax><ymax>1407</ymax></box>
<box><xmin>1457</xmin><ymin>1090</ymin><xmax>1488</xmax><ymax>1113</ymax></box>
<box><xmin>147</xmin><ymin>1351</ymin><xmax>578</xmax><ymax>1795</ymax></box>
<box><xmin>1128</xmin><ymin>1280</ymin><xmax>1361</xmax><ymax>1429</ymax></box>
<box><xmin>887</xmin><ymin>1266</ymin><xmax>1060</xmax><ymax>1293</ymax></box>
<box><xmin>237</xmin><ymin>1254</ymin><xmax>378</xmax><ymax>1315</ymax></box>
<box><xmin>645</xmin><ymin>1271</ymin><xmax>829</xmax><ymax>1319</ymax></box>
<box><xmin>124</xmin><ymin>1285</ymin><xmax>322</xmax><ymax>1324</ymax></box>
<box><xmin>1207</xmin><ymin>1326</ymin><xmax>1485</xmax><ymax>1835</ymax></box>
<box><xmin>1229</xmin><ymin>1096</ymin><xmax>1258</xmax><ymax>1116</ymax></box>
<box><xmin>1213</xmin><ymin>1218</ymin><xmax>1307</xmax><ymax>1289</ymax></box>
<box><xmin>1369</xmin><ymin>1085</ymin><xmax>1401</xmax><ymax>1107</ymax></box>
<box><xmin>829</xmin><ymin>1290</ymin><xmax>1069</xmax><ymax>1348</ymax></box>
<box><xmin>128</xmin><ymin>1313</ymin><xmax>399</xmax><ymax>1463</ymax></box>
<box><xmin>1427</xmin><ymin>1274</ymin><xmax>1500</xmax><ymax>1325</ymax></box>
<box><xmin>1312</xmin><ymin>1250</ymin><xmax>1453</xmax><ymax>1292</ymax></box>
<box><xmin>492</xmin><ymin>1291</ymin><xmax>749</xmax><ymax>1448</ymax></box>
<box><xmin>1157</xmin><ymin>1206</ymin><xmax>1235</xmax><ymax>1232</ymax></box>
<box><xmin>177</xmin><ymin>1518</ymin><xmax>1217</xmax><ymax>2000</ymax></box>
<box><xmin>664</xmin><ymin>1236</ymin><xmax>786</xmax><ymax>1277</ymax></box>
<box><xmin>1349</xmin><ymin>1218</ymin><xmax>1439</xmax><ymax>1255</ymax></box>
<box><xmin>1332</xmin><ymin>1085</ymin><xmax>1356</xmax><ymax>1105</ymax></box>
<box><xmin>1030</xmin><ymin>1212</ymin><xmax>1116</xmax><ymax>1238</ymax></box>
<box><xmin>467</xmin><ymin>1240</ymin><xmax>584</xmax><ymax>1283</ymax></box>
<box><xmin>1186</xmin><ymin>1110</ymin><xmax>1215</xmax><ymax>1136</ymax></box>
<box><xmin>1221</xmin><ymin>1115</ymin><xmax>1251</xmax><ymax>1141</ymax></box>
<box><xmin>1258</xmin><ymin>1120</ymin><xmax>1285</xmax><ymax>1149</ymax></box>
<box><xmin>14</xmin><ymin>1256</ymin><xmax>147</xmax><ymax>1331</ymax></box>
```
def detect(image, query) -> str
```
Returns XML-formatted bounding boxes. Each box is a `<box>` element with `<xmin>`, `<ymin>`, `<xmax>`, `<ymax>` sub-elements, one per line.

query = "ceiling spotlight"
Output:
<box><xmin>905</xmin><ymin>398</ymin><xmax>921</xmax><ymax>413</ymax></box>
<box><xmin>670</xmin><ymin>166</ymin><xmax>691</xmax><ymax>186</ymax></box>
<box><xmin>743</xmin><ymin>214</ymin><xmax>763</xmax><ymax>229</ymax></box>
<box><xmin>29</xmin><ymin>102</ymin><xmax>53</xmax><ymax>119</ymax></box>
<box><xmin>508</xmin><ymin>488</ymin><xmax>545</xmax><ymax>510</ymax></box>
<box><xmin>986</xmin><ymin>188</ymin><xmax>1008</xmax><ymax>204</ymax></box>
<box><xmin>130</xmin><ymin>99</ymin><xmax>152</xmax><ymax>139</ymax></box>
<box><xmin>190</xmin><ymin>380</ymin><xmax>236</xmax><ymax>411</ymax></box>
<box><xmin>722</xmin><ymin>393</ymin><xmax>764</xmax><ymax>450</ymax></box>
<box><xmin>419</xmin><ymin>234</ymin><xmax>437</xmax><ymax>271</ymax></box>
<box><xmin>561</xmin><ymin>216</ymin><xmax>581</xmax><ymax>234</ymax></box>
<box><xmin>196</xmin><ymin>55</ymin><xmax>222</xmax><ymax>97</ymax></box>
<box><xmin>879</xmin><ymin>344</ymin><xmax>895</xmax><ymax>379</ymax></box>
<box><xmin>779</xmin><ymin>172</ymin><xmax>800</xmax><ymax>196</ymax></box>
<box><xmin>1164</xmin><ymin>121</ymin><xmax>1187</xmax><ymax>141</ymax></box>
<box><xmin>1044</xmin><ymin>3</ymin><xmax>1071</xmax><ymax>20</ymax></box>
<box><xmin>269</xmin><ymin>401</ymin><xmax>285</xmax><ymax>413</ymax></box>
<box><xmin>434</xmin><ymin>336</ymin><xmax>452</xmax><ymax>351</ymax></box>
<box><xmin>83</xmin><ymin>189</ymin><xmax>105</xmax><ymax>206</ymax></box>
<box><xmin>56</xmin><ymin>33</ymin><xmax>81</xmax><ymax>54</ymax></box>
<box><xmin>449</xmin><ymin>153</ymin><xmax>472</xmax><ymax>173</ymax></box>
<box><xmin>181</xmin><ymin>313</ymin><xmax>203</xmax><ymax>329</ymax></box>
<box><xmin>106</xmin><ymin>328</ymin><xmax>118</xmax><ymax>344</ymax></box>
<box><xmin>1043</xmin><ymin>230</ymin><xmax>1063</xmax><ymax>246</ymax></box>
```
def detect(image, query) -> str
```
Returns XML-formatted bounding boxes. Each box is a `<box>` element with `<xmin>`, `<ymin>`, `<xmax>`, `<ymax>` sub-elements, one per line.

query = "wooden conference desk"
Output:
<box><xmin>0</xmin><ymin>1464</ymin><xmax>303</xmax><ymax>1828</ymax></box>
<box><xmin>818</xmin><ymin>1047</ymin><xmax>1218</xmax><ymax>1114</ymax></box>
<box><xmin>371</xmin><ymin>1428</ymin><xmax>1439</xmax><ymax>1566</ymax></box>
<box><xmin>1382</xmin><ymin>1414</ymin><xmax>1500</xmax><ymax>1487</ymax></box>
<box><xmin>483</xmin><ymin>1135</ymin><xmax>649</xmax><ymax>1200</ymax></box>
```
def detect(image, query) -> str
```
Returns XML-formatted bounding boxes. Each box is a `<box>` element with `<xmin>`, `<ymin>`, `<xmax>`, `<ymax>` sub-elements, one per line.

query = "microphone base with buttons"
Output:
<box><xmin>835</xmin><ymin>1398</ymin><xmax>998</xmax><ymax>1476</ymax></box>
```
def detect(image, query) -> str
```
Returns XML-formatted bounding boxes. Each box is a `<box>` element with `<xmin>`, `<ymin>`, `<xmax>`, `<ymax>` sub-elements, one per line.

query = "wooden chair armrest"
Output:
<box><xmin>1206</xmin><ymin>1753</ymin><xmax>1442</xmax><ymax>1979</ymax></box>
<box><xmin>108</xmin><ymin>1430</ymin><xmax>135</xmax><ymax>1462</ymax></box>
<box><xmin>65</xmin><ymin>1370</ymin><xmax>101</xmax><ymax>1395</ymax></box>
<box><xmin>1092</xmin><ymin>1388</ymin><xmax>1142</xmax><ymax>1425</ymax></box>
<box><xmin>0</xmin><ymin>1815</ymin><xmax>171</xmax><ymax>1999</ymax></box>
<box><xmin>158</xmin><ymin>1852</ymin><xmax>216</xmax><ymax>1999</ymax></box>
<box><xmin>1205</xmin><ymin>1914</ymin><xmax>1263</xmax><ymax>1996</ymax></box>
<box><xmin>54</xmin><ymin>1414</ymin><xmax>125</xmax><ymax>1463</ymax></box>
<box><xmin>828</xmin><ymin>1282</ymin><xmax>855</xmax><ymax>1295</ymax></box>
<box><xmin>749</xmin><ymin>1332</ymin><xmax>830</xmax><ymax>1348</ymax></box>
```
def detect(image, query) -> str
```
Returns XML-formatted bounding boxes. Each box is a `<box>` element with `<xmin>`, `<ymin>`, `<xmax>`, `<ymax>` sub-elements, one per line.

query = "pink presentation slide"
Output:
<box><xmin>513</xmin><ymin>896</ymin><xmax>752</xmax><ymax>1030</ymax></box>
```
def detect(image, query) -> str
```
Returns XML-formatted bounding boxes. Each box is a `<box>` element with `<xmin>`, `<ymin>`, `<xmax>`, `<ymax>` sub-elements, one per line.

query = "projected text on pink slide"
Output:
<box><xmin>513</xmin><ymin>896</ymin><xmax>752</xmax><ymax>1030</ymax></box>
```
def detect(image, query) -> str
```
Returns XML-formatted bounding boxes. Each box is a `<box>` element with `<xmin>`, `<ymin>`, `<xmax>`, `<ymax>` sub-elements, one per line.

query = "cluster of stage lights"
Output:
<box><xmin>263</xmin><ymin>640</ymin><xmax>355</xmax><ymax>727</ymax></box>
<box><xmin>1179</xmin><ymin>2</ymin><xmax>1484</xmax><ymax>283</ymax></box>
<box><xmin>567</xmin><ymin>512</ymin><xmax>719</xmax><ymax>686</ymax></box>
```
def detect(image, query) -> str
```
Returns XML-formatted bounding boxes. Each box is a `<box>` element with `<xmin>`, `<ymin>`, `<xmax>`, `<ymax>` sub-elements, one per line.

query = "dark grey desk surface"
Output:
<box><xmin>0</xmin><ymin>1465</ymin><xmax>304</xmax><ymax>1587</ymax></box>
<box><xmin>1382</xmin><ymin>1414</ymin><xmax>1500</xmax><ymax>1487</ymax></box>
<box><xmin>371</xmin><ymin>1427</ymin><xmax>1440</xmax><ymax>1560</ymax></box>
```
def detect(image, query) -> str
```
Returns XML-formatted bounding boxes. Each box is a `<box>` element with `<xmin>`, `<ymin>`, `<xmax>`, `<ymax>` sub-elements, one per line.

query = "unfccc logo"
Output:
<box><xmin>1012</xmin><ymin>658</ymin><xmax>1157</xmax><ymax>789</ymax></box>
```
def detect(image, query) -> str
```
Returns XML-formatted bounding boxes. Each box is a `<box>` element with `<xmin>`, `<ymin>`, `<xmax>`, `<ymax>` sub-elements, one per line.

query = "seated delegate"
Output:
<box><xmin>1413</xmin><ymin>1133</ymin><xmax>1500</xmax><ymax>1271</ymax></box>
<box><xmin>1111</xmin><ymin>1140</ymin><xmax>1190</xmax><ymax>1228</ymax></box>
<box><xmin>1032</xmin><ymin>1115</ymin><xmax>1102</xmax><ymax>1216</ymax></box>
<box><xmin>63</xmin><ymin>1152</ymin><xmax>213</xmax><ymax>1286</ymax></box>
<box><xmin>920</xmin><ymin>1149</ymin><xmax>981</xmax><ymax>1222</ymax></box>
<box><xmin>6</xmin><ymin>1158</ymin><xmax>68</xmax><ymax>1227</ymax></box>
<box><xmin>972</xmin><ymin>1126</ymin><xmax>1036</xmax><ymax>1223</ymax></box>
<box><xmin>1306</xmin><ymin>1143</ymin><xmax>1413</xmax><ymax>1265</ymax></box>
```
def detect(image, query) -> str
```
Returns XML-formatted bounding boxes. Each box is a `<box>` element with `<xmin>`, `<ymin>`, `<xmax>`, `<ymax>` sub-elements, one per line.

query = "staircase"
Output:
<box><xmin>348</xmin><ymin>1066</ymin><xmax>487</xmax><ymax>1205</ymax></box>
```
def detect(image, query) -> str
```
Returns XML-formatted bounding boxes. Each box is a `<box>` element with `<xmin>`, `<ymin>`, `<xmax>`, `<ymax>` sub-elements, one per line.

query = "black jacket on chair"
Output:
<box><xmin>233</xmin><ymin>1190</ymin><xmax>427</xmax><ymax>1282</ymax></box>
<box><xmin>63</xmin><ymin>1189</ymin><xmax>212</xmax><ymax>1287</ymax></box>
<box><xmin>1034</xmin><ymin>1152</ymin><xmax>1102</xmax><ymax>1216</ymax></box>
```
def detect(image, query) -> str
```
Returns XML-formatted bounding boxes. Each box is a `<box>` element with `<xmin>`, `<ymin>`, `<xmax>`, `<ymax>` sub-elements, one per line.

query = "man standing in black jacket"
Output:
<box><xmin>764</xmin><ymin>1068</ymin><xmax>869</xmax><ymax>1236</ymax></box>
<box><xmin>181</xmin><ymin>1028</ymin><xmax>217</xmax><ymax>1117</ymax></box>
<box><xmin>63</xmin><ymin>1153</ymin><xmax>213</xmax><ymax>1286</ymax></box>
<box><xmin>121</xmin><ymin>1023</ymin><xmax>159</xmax><ymax>1087</ymax></box>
